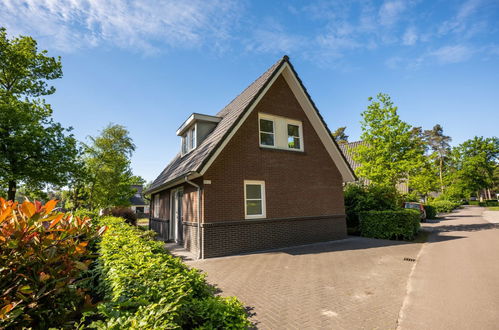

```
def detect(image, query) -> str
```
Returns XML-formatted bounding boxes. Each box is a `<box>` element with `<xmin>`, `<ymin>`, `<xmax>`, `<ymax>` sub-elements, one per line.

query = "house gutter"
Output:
<box><xmin>185</xmin><ymin>174</ymin><xmax>203</xmax><ymax>259</ymax></box>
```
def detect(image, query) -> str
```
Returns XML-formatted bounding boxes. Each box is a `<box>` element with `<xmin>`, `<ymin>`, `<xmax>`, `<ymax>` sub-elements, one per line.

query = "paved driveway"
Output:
<box><xmin>188</xmin><ymin>237</ymin><xmax>423</xmax><ymax>329</ymax></box>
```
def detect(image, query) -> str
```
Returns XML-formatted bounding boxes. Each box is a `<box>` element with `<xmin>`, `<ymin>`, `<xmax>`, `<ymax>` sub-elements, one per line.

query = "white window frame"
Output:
<box><xmin>286</xmin><ymin>122</ymin><xmax>302</xmax><ymax>151</ymax></box>
<box><xmin>258</xmin><ymin>113</ymin><xmax>304</xmax><ymax>152</ymax></box>
<box><xmin>153</xmin><ymin>194</ymin><xmax>160</xmax><ymax>218</ymax></box>
<box><xmin>181</xmin><ymin>125</ymin><xmax>197</xmax><ymax>156</ymax></box>
<box><xmin>244</xmin><ymin>180</ymin><xmax>266</xmax><ymax>219</ymax></box>
<box><xmin>259</xmin><ymin>117</ymin><xmax>275</xmax><ymax>148</ymax></box>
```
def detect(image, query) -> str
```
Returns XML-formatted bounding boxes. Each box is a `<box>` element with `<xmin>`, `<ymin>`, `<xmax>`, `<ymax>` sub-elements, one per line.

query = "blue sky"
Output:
<box><xmin>2</xmin><ymin>0</ymin><xmax>498</xmax><ymax>182</ymax></box>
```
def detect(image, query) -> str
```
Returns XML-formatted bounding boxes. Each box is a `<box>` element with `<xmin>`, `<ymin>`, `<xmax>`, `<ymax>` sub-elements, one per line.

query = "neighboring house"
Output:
<box><xmin>145</xmin><ymin>56</ymin><xmax>356</xmax><ymax>259</ymax></box>
<box><xmin>339</xmin><ymin>141</ymin><xmax>409</xmax><ymax>194</ymax></box>
<box><xmin>130</xmin><ymin>184</ymin><xmax>150</xmax><ymax>215</ymax></box>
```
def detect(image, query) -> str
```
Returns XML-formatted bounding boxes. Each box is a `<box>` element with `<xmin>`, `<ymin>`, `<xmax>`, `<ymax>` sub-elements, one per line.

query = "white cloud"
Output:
<box><xmin>0</xmin><ymin>0</ymin><xmax>242</xmax><ymax>53</ymax></box>
<box><xmin>429</xmin><ymin>45</ymin><xmax>474</xmax><ymax>64</ymax></box>
<box><xmin>402</xmin><ymin>27</ymin><xmax>418</xmax><ymax>46</ymax></box>
<box><xmin>438</xmin><ymin>0</ymin><xmax>482</xmax><ymax>35</ymax></box>
<box><xmin>379</xmin><ymin>0</ymin><xmax>407</xmax><ymax>26</ymax></box>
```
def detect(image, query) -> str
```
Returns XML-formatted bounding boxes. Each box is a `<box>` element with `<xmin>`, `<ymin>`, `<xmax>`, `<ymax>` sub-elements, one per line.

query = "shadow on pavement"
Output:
<box><xmin>431</xmin><ymin>222</ymin><xmax>498</xmax><ymax>233</ymax></box>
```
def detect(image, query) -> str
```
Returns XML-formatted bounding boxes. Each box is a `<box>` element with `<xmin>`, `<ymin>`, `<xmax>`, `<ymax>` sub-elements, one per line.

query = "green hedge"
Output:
<box><xmin>485</xmin><ymin>200</ymin><xmax>499</xmax><ymax>207</ymax></box>
<box><xmin>86</xmin><ymin>217</ymin><xmax>250</xmax><ymax>329</ymax></box>
<box><xmin>429</xmin><ymin>200</ymin><xmax>460</xmax><ymax>213</ymax></box>
<box><xmin>424</xmin><ymin>205</ymin><xmax>437</xmax><ymax>219</ymax></box>
<box><xmin>359</xmin><ymin>210</ymin><xmax>420</xmax><ymax>240</ymax></box>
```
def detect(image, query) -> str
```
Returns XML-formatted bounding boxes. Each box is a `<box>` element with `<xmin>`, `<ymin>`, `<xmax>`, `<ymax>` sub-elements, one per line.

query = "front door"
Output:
<box><xmin>171</xmin><ymin>189</ymin><xmax>183</xmax><ymax>243</ymax></box>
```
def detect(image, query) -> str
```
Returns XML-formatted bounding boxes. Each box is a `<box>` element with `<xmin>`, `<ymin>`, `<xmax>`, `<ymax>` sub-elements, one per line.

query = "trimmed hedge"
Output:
<box><xmin>429</xmin><ymin>200</ymin><xmax>460</xmax><ymax>213</ymax></box>
<box><xmin>424</xmin><ymin>205</ymin><xmax>437</xmax><ymax>219</ymax></box>
<box><xmin>86</xmin><ymin>217</ymin><xmax>250</xmax><ymax>329</ymax></box>
<box><xmin>359</xmin><ymin>209</ymin><xmax>420</xmax><ymax>240</ymax></box>
<box><xmin>485</xmin><ymin>200</ymin><xmax>499</xmax><ymax>207</ymax></box>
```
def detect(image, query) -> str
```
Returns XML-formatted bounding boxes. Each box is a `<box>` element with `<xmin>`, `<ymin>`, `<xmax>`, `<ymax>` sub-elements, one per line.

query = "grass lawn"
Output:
<box><xmin>137</xmin><ymin>218</ymin><xmax>149</xmax><ymax>227</ymax></box>
<box><xmin>487</xmin><ymin>206</ymin><xmax>499</xmax><ymax>211</ymax></box>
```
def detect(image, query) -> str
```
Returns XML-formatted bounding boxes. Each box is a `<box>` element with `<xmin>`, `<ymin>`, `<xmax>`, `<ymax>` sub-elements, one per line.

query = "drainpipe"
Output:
<box><xmin>185</xmin><ymin>175</ymin><xmax>202</xmax><ymax>259</ymax></box>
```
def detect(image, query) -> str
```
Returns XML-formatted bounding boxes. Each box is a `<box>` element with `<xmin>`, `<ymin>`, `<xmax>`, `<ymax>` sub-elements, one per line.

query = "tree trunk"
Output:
<box><xmin>7</xmin><ymin>180</ymin><xmax>16</xmax><ymax>201</ymax></box>
<box><xmin>439</xmin><ymin>157</ymin><xmax>444</xmax><ymax>193</ymax></box>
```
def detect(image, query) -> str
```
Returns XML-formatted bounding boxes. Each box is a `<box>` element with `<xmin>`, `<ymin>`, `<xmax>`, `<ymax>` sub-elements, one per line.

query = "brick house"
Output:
<box><xmin>145</xmin><ymin>56</ymin><xmax>356</xmax><ymax>258</ymax></box>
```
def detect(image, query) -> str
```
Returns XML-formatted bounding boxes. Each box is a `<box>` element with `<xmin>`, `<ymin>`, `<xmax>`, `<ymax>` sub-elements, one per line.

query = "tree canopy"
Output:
<box><xmin>83</xmin><ymin>124</ymin><xmax>136</xmax><ymax>209</ymax></box>
<box><xmin>0</xmin><ymin>27</ymin><xmax>78</xmax><ymax>200</ymax></box>
<box><xmin>332</xmin><ymin>126</ymin><xmax>349</xmax><ymax>144</ymax></box>
<box><xmin>354</xmin><ymin>93</ymin><xmax>425</xmax><ymax>188</ymax></box>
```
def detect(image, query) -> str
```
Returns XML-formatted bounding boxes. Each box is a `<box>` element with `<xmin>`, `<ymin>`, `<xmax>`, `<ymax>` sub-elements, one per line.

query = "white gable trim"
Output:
<box><xmin>199</xmin><ymin>62</ymin><xmax>355</xmax><ymax>182</ymax></box>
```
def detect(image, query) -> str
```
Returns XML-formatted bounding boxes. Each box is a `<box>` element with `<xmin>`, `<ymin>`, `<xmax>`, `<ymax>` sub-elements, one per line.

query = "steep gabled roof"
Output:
<box><xmin>146</xmin><ymin>56</ymin><xmax>356</xmax><ymax>195</ymax></box>
<box><xmin>146</xmin><ymin>57</ymin><xmax>286</xmax><ymax>194</ymax></box>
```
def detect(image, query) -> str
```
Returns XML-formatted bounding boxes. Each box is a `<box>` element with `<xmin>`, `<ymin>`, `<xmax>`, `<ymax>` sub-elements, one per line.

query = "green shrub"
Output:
<box><xmin>430</xmin><ymin>200</ymin><xmax>460</xmax><ymax>213</ymax></box>
<box><xmin>424</xmin><ymin>205</ymin><xmax>437</xmax><ymax>219</ymax></box>
<box><xmin>344</xmin><ymin>184</ymin><xmax>400</xmax><ymax>230</ymax></box>
<box><xmin>85</xmin><ymin>217</ymin><xmax>250</xmax><ymax>329</ymax></box>
<box><xmin>0</xmin><ymin>199</ymin><xmax>106</xmax><ymax>328</ymax></box>
<box><xmin>485</xmin><ymin>200</ymin><xmax>499</xmax><ymax>207</ymax></box>
<box><xmin>479</xmin><ymin>202</ymin><xmax>486</xmax><ymax>207</ymax></box>
<box><xmin>102</xmin><ymin>207</ymin><xmax>137</xmax><ymax>226</ymax></box>
<box><xmin>74</xmin><ymin>208</ymin><xmax>100</xmax><ymax>220</ymax></box>
<box><xmin>468</xmin><ymin>200</ymin><xmax>479</xmax><ymax>205</ymax></box>
<box><xmin>359</xmin><ymin>209</ymin><xmax>420</xmax><ymax>240</ymax></box>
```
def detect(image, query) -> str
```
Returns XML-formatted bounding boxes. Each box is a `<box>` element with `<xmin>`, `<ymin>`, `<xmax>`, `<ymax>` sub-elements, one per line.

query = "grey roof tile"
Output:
<box><xmin>146</xmin><ymin>57</ymin><xmax>287</xmax><ymax>194</ymax></box>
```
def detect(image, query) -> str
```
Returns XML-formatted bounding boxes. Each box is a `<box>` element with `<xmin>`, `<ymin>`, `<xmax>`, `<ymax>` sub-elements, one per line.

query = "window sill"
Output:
<box><xmin>245</xmin><ymin>215</ymin><xmax>266</xmax><ymax>220</ymax></box>
<box><xmin>259</xmin><ymin>145</ymin><xmax>305</xmax><ymax>153</ymax></box>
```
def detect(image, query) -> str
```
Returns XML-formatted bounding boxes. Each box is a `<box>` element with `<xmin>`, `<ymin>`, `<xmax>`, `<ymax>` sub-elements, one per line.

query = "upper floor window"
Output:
<box><xmin>259</xmin><ymin>118</ymin><xmax>275</xmax><ymax>146</ymax></box>
<box><xmin>181</xmin><ymin>126</ymin><xmax>197</xmax><ymax>155</ymax></box>
<box><xmin>258</xmin><ymin>113</ymin><xmax>303</xmax><ymax>151</ymax></box>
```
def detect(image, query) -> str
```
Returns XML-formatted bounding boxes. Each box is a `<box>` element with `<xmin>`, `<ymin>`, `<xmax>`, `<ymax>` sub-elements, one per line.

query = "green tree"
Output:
<box><xmin>332</xmin><ymin>126</ymin><xmax>349</xmax><ymax>144</ymax></box>
<box><xmin>84</xmin><ymin>124</ymin><xmax>136</xmax><ymax>209</ymax></box>
<box><xmin>0</xmin><ymin>27</ymin><xmax>78</xmax><ymax>200</ymax></box>
<box><xmin>354</xmin><ymin>93</ymin><xmax>425</xmax><ymax>188</ymax></box>
<box><xmin>448</xmin><ymin>136</ymin><xmax>499</xmax><ymax>198</ymax></box>
<box><xmin>423</xmin><ymin>124</ymin><xmax>452</xmax><ymax>193</ymax></box>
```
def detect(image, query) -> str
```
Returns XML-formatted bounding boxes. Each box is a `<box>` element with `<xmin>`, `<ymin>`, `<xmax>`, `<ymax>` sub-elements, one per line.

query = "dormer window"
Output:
<box><xmin>181</xmin><ymin>126</ymin><xmax>197</xmax><ymax>155</ymax></box>
<box><xmin>177</xmin><ymin>113</ymin><xmax>221</xmax><ymax>156</ymax></box>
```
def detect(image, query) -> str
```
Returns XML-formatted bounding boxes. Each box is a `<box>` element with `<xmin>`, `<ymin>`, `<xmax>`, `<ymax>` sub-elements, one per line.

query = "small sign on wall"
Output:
<box><xmin>203</xmin><ymin>180</ymin><xmax>212</xmax><ymax>185</ymax></box>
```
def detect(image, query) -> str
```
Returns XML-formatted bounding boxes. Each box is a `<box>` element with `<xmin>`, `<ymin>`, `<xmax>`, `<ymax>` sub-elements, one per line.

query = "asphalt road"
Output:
<box><xmin>398</xmin><ymin>206</ymin><xmax>499</xmax><ymax>330</ymax></box>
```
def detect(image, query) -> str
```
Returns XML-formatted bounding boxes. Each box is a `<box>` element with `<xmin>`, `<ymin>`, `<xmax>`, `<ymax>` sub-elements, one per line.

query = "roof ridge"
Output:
<box><xmin>216</xmin><ymin>56</ymin><xmax>287</xmax><ymax>117</ymax></box>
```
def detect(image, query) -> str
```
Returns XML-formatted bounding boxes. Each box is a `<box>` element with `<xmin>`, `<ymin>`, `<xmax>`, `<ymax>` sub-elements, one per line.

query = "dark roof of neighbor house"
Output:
<box><xmin>338</xmin><ymin>141</ymin><xmax>366</xmax><ymax>171</ymax></box>
<box><xmin>130</xmin><ymin>195</ymin><xmax>146</xmax><ymax>206</ymax></box>
<box><xmin>146</xmin><ymin>55</ymin><xmax>356</xmax><ymax>194</ymax></box>
<box><xmin>146</xmin><ymin>57</ymin><xmax>287</xmax><ymax>194</ymax></box>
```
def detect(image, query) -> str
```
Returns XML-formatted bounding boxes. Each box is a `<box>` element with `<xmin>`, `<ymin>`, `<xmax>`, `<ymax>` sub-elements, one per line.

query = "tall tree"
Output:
<box><xmin>448</xmin><ymin>136</ymin><xmax>499</xmax><ymax>198</ymax></box>
<box><xmin>0</xmin><ymin>27</ymin><xmax>78</xmax><ymax>200</ymax></box>
<box><xmin>84</xmin><ymin>124</ymin><xmax>136</xmax><ymax>209</ymax></box>
<box><xmin>354</xmin><ymin>93</ymin><xmax>425</xmax><ymax>188</ymax></box>
<box><xmin>332</xmin><ymin>126</ymin><xmax>349</xmax><ymax>144</ymax></box>
<box><xmin>423</xmin><ymin>124</ymin><xmax>452</xmax><ymax>192</ymax></box>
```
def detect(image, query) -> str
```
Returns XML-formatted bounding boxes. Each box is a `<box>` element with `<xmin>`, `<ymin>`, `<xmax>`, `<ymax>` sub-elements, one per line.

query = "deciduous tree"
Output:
<box><xmin>84</xmin><ymin>124</ymin><xmax>136</xmax><ymax>209</ymax></box>
<box><xmin>0</xmin><ymin>27</ymin><xmax>78</xmax><ymax>200</ymax></box>
<box><xmin>354</xmin><ymin>93</ymin><xmax>425</xmax><ymax>188</ymax></box>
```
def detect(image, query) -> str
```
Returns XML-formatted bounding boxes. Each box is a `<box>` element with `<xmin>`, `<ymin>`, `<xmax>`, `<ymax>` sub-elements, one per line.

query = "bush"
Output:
<box><xmin>485</xmin><ymin>200</ymin><xmax>499</xmax><ymax>207</ymax></box>
<box><xmin>430</xmin><ymin>200</ymin><xmax>460</xmax><ymax>213</ymax></box>
<box><xmin>85</xmin><ymin>217</ymin><xmax>251</xmax><ymax>329</ymax></box>
<box><xmin>74</xmin><ymin>208</ymin><xmax>100</xmax><ymax>220</ymax></box>
<box><xmin>0</xmin><ymin>198</ymin><xmax>106</xmax><ymax>328</ymax></box>
<box><xmin>359</xmin><ymin>209</ymin><xmax>420</xmax><ymax>240</ymax></box>
<box><xmin>424</xmin><ymin>205</ymin><xmax>437</xmax><ymax>219</ymax></box>
<box><xmin>344</xmin><ymin>184</ymin><xmax>400</xmax><ymax>231</ymax></box>
<box><xmin>103</xmin><ymin>207</ymin><xmax>137</xmax><ymax>226</ymax></box>
<box><xmin>469</xmin><ymin>200</ymin><xmax>480</xmax><ymax>205</ymax></box>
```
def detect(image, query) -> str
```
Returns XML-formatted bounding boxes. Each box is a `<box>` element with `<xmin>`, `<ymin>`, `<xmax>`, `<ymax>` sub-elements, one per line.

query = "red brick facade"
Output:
<box><xmin>151</xmin><ymin>74</ymin><xmax>347</xmax><ymax>258</ymax></box>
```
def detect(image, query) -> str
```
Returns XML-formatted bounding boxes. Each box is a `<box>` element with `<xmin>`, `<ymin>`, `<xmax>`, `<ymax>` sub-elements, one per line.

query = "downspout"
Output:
<box><xmin>185</xmin><ymin>175</ymin><xmax>203</xmax><ymax>259</ymax></box>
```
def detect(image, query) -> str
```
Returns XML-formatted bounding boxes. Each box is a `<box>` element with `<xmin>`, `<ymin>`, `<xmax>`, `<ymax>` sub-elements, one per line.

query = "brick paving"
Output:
<box><xmin>187</xmin><ymin>237</ymin><xmax>423</xmax><ymax>329</ymax></box>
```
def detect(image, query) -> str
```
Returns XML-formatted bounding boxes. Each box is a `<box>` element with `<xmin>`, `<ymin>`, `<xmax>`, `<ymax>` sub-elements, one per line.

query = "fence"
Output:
<box><xmin>149</xmin><ymin>218</ymin><xmax>170</xmax><ymax>241</ymax></box>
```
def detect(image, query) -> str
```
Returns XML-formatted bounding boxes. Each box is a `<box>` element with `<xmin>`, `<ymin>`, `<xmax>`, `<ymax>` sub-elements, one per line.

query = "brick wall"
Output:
<box><xmin>203</xmin><ymin>75</ymin><xmax>345</xmax><ymax>222</ymax></box>
<box><xmin>202</xmin><ymin>215</ymin><xmax>346</xmax><ymax>258</ymax></box>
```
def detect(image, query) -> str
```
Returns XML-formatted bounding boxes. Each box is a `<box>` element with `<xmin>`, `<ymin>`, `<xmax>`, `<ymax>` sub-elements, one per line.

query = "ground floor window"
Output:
<box><xmin>153</xmin><ymin>194</ymin><xmax>160</xmax><ymax>218</ymax></box>
<box><xmin>244</xmin><ymin>180</ymin><xmax>266</xmax><ymax>219</ymax></box>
